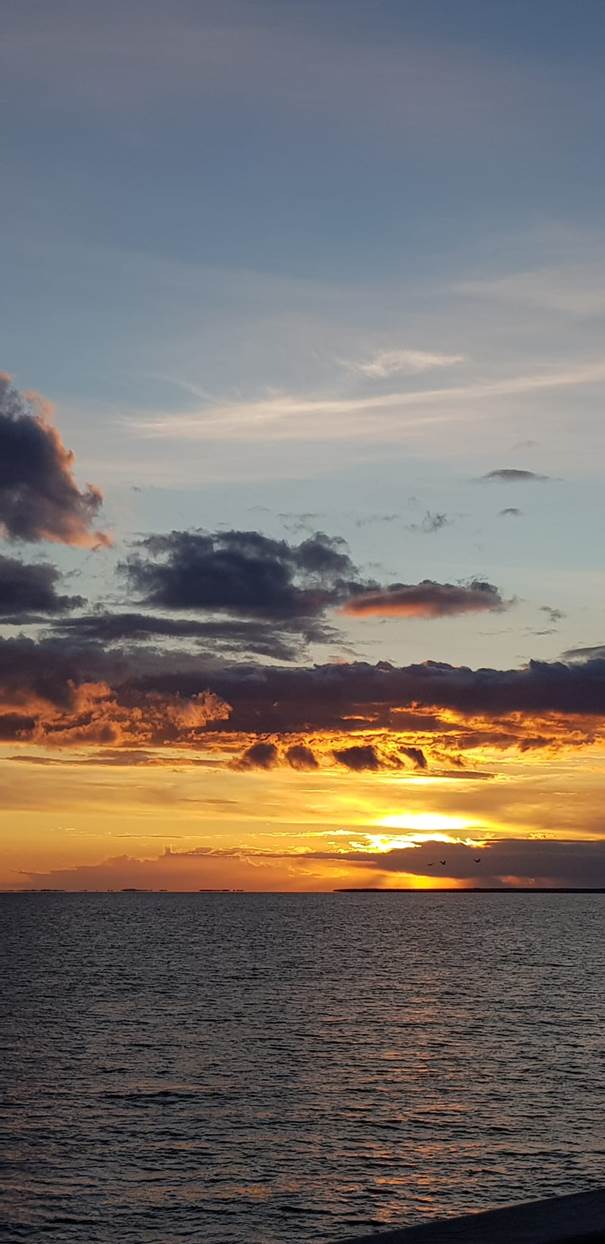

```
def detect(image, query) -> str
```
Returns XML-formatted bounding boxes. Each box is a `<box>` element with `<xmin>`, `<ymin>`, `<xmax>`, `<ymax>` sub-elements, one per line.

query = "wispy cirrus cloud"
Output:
<box><xmin>344</xmin><ymin>348</ymin><xmax>465</xmax><ymax>379</ymax></box>
<box><xmin>129</xmin><ymin>359</ymin><xmax>605</xmax><ymax>444</ymax></box>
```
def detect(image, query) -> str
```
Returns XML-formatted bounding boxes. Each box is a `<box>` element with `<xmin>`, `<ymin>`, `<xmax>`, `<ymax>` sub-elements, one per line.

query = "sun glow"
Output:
<box><xmin>377</xmin><ymin>812</ymin><xmax>478</xmax><ymax>833</ymax></box>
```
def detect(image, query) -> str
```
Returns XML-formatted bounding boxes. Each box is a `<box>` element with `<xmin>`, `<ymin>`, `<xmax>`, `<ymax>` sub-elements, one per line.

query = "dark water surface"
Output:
<box><xmin>2</xmin><ymin>892</ymin><xmax>604</xmax><ymax>1242</ymax></box>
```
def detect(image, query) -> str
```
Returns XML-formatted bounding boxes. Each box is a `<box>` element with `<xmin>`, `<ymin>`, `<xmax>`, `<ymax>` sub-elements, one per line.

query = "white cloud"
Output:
<box><xmin>348</xmin><ymin>349</ymin><xmax>465</xmax><ymax>378</ymax></box>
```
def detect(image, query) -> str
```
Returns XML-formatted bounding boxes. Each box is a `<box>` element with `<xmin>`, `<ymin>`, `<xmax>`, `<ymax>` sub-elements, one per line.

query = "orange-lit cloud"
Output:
<box><xmin>342</xmin><ymin>579</ymin><xmax>508</xmax><ymax>618</ymax></box>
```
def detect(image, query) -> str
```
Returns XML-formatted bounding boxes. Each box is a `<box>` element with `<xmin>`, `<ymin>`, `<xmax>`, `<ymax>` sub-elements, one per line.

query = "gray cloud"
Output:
<box><xmin>401</xmin><ymin>745</ymin><xmax>428</xmax><ymax>769</ymax></box>
<box><xmin>322</xmin><ymin>838</ymin><xmax>605</xmax><ymax>887</ymax></box>
<box><xmin>563</xmin><ymin>644</ymin><xmax>605</xmax><ymax>662</ymax></box>
<box><xmin>333</xmin><ymin>744</ymin><xmax>382</xmax><ymax>771</ymax></box>
<box><xmin>540</xmin><ymin>606</ymin><xmax>565</xmax><ymax>625</ymax></box>
<box><xmin>285</xmin><ymin>743</ymin><xmax>319</xmax><ymax>770</ymax></box>
<box><xmin>342</xmin><ymin>579</ymin><xmax>508</xmax><ymax>619</ymax></box>
<box><xmin>50</xmin><ymin>611</ymin><xmax>334</xmax><ymax>662</ymax></box>
<box><xmin>482</xmin><ymin>469</ymin><xmax>550</xmax><ymax>483</ymax></box>
<box><xmin>0</xmin><ymin>555</ymin><xmax>84</xmax><ymax>616</ymax></box>
<box><xmin>407</xmin><ymin>510</ymin><xmax>451</xmax><ymax>534</ymax></box>
<box><xmin>0</xmin><ymin>376</ymin><xmax>108</xmax><ymax>546</ymax></box>
<box><xmin>121</xmin><ymin>528</ymin><xmax>365</xmax><ymax>627</ymax></box>
<box><xmin>234</xmin><ymin>741</ymin><xmax>279</xmax><ymax>770</ymax></box>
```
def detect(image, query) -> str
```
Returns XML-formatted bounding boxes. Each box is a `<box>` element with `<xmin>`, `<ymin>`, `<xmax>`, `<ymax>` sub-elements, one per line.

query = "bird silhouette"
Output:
<box><xmin>440</xmin><ymin>859</ymin><xmax>447</xmax><ymax>865</ymax></box>
<box><xmin>474</xmin><ymin>857</ymin><xmax>481</xmax><ymax>863</ymax></box>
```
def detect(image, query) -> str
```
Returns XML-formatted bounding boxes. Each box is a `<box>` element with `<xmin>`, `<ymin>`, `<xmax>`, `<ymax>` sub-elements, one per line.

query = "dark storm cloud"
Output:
<box><xmin>234</xmin><ymin>741</ymin><xmax>279</xmax><ymax>770</ymax></box>
<box><xmin>482</xmin><ymin>469</ymin><xmax>549</xmax><ymax>482</ymax></box>
<box><xmin>121</xmin><ymin>528</ymin><xmax>364</xmax><ymax>621</ymax></box>
<box><xmin>401</xmin><ymin>745</ymin><xmax>428</xmax><ymax>769</ymax></box>
<box><xmin>0</xmin><ymin>376</ymin><xmax>108</xmax><ymax>546</ymax></box>
<box><xmin>342</xmin><ymin>579</ymin><xmax>507</xmax><ymax>619</ymax></box>
<box><xmin>0</xmin><ymin>555</ymin><xmax>84</xmax><ymax>616</ymax></box>
<box><xmin>285</xmin><ymin>743</ymin><xmax>319</xmax><ymax>770</ymax></box>
<box><xmin>333</xmin><ymin>744</ymin><xmax>382</xmax><ymax>771</ymax></box>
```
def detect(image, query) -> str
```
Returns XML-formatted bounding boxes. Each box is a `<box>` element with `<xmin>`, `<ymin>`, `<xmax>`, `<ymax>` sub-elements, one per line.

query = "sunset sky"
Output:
<box><xmin>3</xmin><ymin>0</ymin><xmax>605</xmax><ymax>890</ymax></box>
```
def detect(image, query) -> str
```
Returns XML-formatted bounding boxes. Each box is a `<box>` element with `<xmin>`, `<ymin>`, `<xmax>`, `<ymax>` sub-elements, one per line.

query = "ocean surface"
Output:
<box><xmin>2</xmin><ymin>892</ymin><xmax>604</xmax><ymax>1243</ymax></box>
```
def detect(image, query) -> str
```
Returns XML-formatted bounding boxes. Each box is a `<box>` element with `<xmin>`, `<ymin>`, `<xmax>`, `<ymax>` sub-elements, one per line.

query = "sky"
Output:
<box><xmin>3</xmin><ymin>0</ymin><xmax>605</xmax><ymax>890</ymax></box>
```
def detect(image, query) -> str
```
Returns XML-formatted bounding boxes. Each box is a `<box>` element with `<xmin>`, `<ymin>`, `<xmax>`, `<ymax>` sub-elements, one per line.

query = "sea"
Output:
<box><xmin>2</xmin><ymin>892</ymin><xmax>604</xmax><ymax>1242</ymax></box>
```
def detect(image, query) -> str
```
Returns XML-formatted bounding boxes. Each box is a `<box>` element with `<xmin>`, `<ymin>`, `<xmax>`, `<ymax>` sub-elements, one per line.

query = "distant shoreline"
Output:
<box><xmin>3</xmin><ymin>887</ymin><xmax>605</xmax><ymax>895</ymax></box>
<box><xmin>335</xmin><ymin>886</ymin><xmax>605</xmax><ymax>893</ymax></box>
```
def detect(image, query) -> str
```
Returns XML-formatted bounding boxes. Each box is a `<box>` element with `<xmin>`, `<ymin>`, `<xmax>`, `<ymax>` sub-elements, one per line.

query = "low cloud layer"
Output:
<box><xmin>319</xmin><ymin>838</ymin><xmax>605</xmax><ymax>888</ymax></box>
<box><xmin>51</xmin><ymin>611</ymin><xmax>331</xmax><ymax>661</ymax></box>
<box><xmin>15</xmin><ymin>838</ymin><xmax>605</xmax><ymax>892</ymax></box>
<box><xmin>0</xmin><ymin>377</ymin><xmax>108</xmax><ymax>547</ymax></box>
<box><xmin>3</xmin><ymin>640</ymin><xmax>605</xmax><ymax>755</ymax></box>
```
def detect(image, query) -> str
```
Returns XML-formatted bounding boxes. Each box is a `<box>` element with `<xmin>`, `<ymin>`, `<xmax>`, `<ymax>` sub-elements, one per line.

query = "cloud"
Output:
<box><xmin>333</xmin><ymin>744</ymin><xmax>382</xmax><ymax>771</ymax></box>
<box><xmin>0</xmin><ymin>376</ymin><xmax>109</xmax><ymax>546</ymax></box>
<box><xmin>234</xmin><ymin>741</ymin><xmax>279</xmax><ymax>770</ymax></box>
<box><xmin>285</xmin><ymin>743</ymin><xmax>319</xmax><ymax>770</ymax></box>
<box><xmin>121</xmin><ymin>528</ymin><xmax>363</xmax><ymax>622</ymax></box>
<box><xmin>407</xmin><ymin>510</ymin><xmax>451</xmax><ymax>534</ymax></box>
<box><xmin>30</xmin><ymin>684</ymin><xmax>231</xmax><ymax>749</ymax></box>
<box><xmin>322</xmin><ymin>838</ymin><xmax>605</xmax><ymax>888</ymax></box>
<box><xmin>349</xmin><ymin>349</ymin><xmax>465</xmax><ymax>379</ymax></box>
<box><xmin>122</xmin><ymin>530</ymin><xmax>508</xmax><ymax>639</ymax></box>
<box><xmin>401</xmin><ymin>745</ymin><xmax>428</xmax><ymax>770</ymax></box>
<box><xmin>4</xmin><ymin>636</ymin><xmax>605</xmax><ymax>758</ymax></box>
<box><xmin>15</xmin><ymin>838</ymin><xmax>605</xmax><ymax>892</ymax></box>
<box><xmin>482</xmin><ymin>469</ymin><xmax>550</xmax><ymax>482</ymax></box>
<box><xmin>540</xmin><ymin>606</ymin><xmax>565</xmax><ymax>625</ymax></box>
<box><xmin>50</xmin><ymin>611</ymin><xmax>331</xmax><ymax>661</ymax></box>
<box><xmin>563</xmin><ymin>644</ymin><xmax>605</xmax><ymax>662</ymax></box>
<box><xmin>0</xmin><ymin>555</ymin><xmax>84</xmax><ymax>616</ymax></box>
<box><xmin>130</xmin><ymin>360</ymin><xmax>605</xmax><ymax>444</ymax></box>
<box><xmin>342</xmin><ymin>579</ymin><xmax>508</xmax><ymax>619</ymax></box>
<box><xmin>0</xmin><ymin>635</ymin><xmax>231</xmax><ymax>744</ymax></box>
